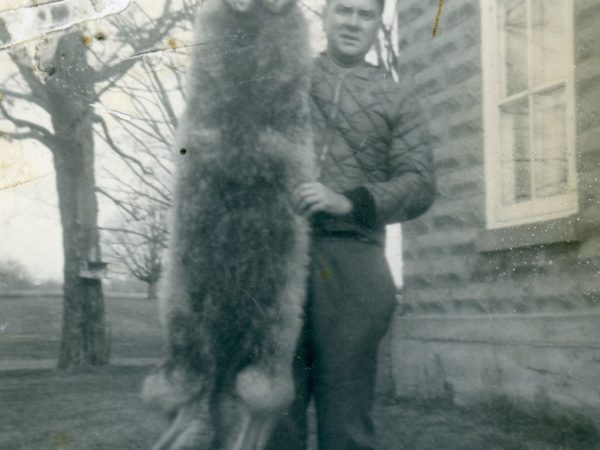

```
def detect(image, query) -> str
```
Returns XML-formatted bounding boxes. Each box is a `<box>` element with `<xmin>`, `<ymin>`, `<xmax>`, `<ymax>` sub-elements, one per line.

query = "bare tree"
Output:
<box><xmin>95</xmin><ymin>40</ymin><xmax>191</xmax><ymax>300</ymax></box>
<box><xmin>0</xmin><ymin>0</ymin><xmax>191</xmax><ymax>368</ymax></box>
<box><xmin>94</xmin><ymin>54</ymin><xmax>183</xmax><ymax>216</ymax></box>
<box><xmin>103</xmin><ymin>205</ymin><xmax>168</xmax><ymax>299</ymax></box>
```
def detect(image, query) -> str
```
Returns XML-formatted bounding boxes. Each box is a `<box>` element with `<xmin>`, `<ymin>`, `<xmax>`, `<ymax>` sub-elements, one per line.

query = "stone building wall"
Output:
<box><xmin>389</xmin><ymin>0</ymin><xmax>600</xmax><ymax>425</ymax></box>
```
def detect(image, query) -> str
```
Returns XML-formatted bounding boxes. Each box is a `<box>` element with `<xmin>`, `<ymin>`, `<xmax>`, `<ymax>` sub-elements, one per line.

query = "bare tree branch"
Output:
<box><xmin>0</xmin><ymin>88</ymin><xmax>40</xmax><ymax>105</ymax></box>
<box><xmin>146</xmin><ymin>62</ymin><xmax>179</xmax><ymax>128</ymax></box>
<box><xmin>93</xmin><ymin>0</ymin><xmax>190</xmax><ymax>85</ymax></box>
<box><xmin>99</xmin><ymin>226</ymin><xmax>155</xmax><ymax>241</ymax></box>
<box><xmin>96</xmin><ymin>186</ymin><xmax>142</xmax><ymax>221</ymax></box>
<box><xmin>8</xmin><ymin>50</ymin><xmax>48</xmax><ymax>103</ymax></box>
<box><xmin>0</xmin><ymin>102</ymin><xmax>56</xmax><ymax>147</ymax></box>
<box><xmin>0</xmin><ymin>131</ymin><xmax>36</xmax><ymax>141</ymax></box>
<box><xmin>94</xmin><ymin>113</ymin><xmax>152</xmax><ymax>173</ymax></box>
<box><xmin>102</xmin><ymin>167</ymin><xmax>172</xmax><ymax>207</ymax></box>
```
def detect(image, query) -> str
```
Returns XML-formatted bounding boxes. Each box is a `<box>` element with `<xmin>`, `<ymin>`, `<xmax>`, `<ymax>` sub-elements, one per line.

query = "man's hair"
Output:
<box><xmin>326</xmin><ymin>0</ymin><xmax>385</xmax><ymax>14</ymax></box>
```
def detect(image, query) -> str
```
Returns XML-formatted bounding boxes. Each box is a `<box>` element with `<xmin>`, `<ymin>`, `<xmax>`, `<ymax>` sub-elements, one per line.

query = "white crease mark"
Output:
<box><xmin>1</xmin><ymin>1</ymin><xmax>63</xmax><ymax>14</ymax></box>
<box><xmin>91</xmin><ymin>101</ymin><xmax>174</xmax><ymax>124</ymax></box>
<box><xmin>235</xmin><ymin>76</ymin><xmax>277</xmax><ymax>86</ymax></box>
<box><xmin>121</xmin><ymin>42</ymin><xmax>209</xmax><ymax>62</ymax></box>
<box><xmin>90</xmin><ymin>101</ymin><xmax>134</xmax><ymax>121</ymax></box>
<box><xmin>0</xmin><ymin>0</ymin><xmax>132</xmax><ymax>50</ymax></box>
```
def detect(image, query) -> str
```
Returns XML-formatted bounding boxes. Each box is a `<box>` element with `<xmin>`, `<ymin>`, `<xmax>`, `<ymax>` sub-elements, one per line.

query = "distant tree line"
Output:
<box><xmin>0</xmin><ymin>260</ymin><xmax>34</xmax><ymax>293</ymax></box>
<box><xmin>0</xmin><ymin>260</ymin><xmax>146</xmax><ymax>296</ymax></box>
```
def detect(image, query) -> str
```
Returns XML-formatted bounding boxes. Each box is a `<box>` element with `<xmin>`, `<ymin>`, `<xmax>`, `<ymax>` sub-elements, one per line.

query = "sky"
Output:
<box><xmin>0</xmin><ymin>0</ymin><xmax>402</xmax><ymax>284</ymax></box>
<box><xmin>0</xmin><ymin>137</ymin><xmax>61</xmax><ymax>280</ymax></box>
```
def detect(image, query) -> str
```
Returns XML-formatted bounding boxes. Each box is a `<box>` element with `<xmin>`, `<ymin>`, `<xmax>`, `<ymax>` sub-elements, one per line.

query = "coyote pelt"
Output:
<box><xmin>142</xmin><ymin>0</ymin><xmax>314</xmax><ymax>448</ymax></box>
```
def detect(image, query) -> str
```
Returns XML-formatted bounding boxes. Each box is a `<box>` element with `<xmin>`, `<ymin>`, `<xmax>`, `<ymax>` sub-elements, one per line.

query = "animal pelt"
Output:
<box><xmin>142</xmin><ymin>0</ymin><xmax>315</xmax><ymax>449</ymax></box>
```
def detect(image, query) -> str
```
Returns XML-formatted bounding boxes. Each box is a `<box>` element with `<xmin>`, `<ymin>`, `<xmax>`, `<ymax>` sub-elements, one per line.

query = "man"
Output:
<box><xmin>267</xmin><ymin>0</ymin><xmax>435</xmax><ymax>449</ymax></box>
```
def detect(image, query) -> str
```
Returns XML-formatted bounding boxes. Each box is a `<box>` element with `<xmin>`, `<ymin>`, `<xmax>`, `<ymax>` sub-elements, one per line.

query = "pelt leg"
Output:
<box><xmin>152</xmin><ymin>399</ymin><xmax>211</xmax><ymax>450</ymax></box>
<box><xmin>229</xmin><ymin>225</ymin><xmax>309</xmax><ymax>449</ymax></box>
<box><xmin>152</xmin><ymin>409</ymin><xmax>186</xmax><ymax>450</ymax></box>
<box><xmin>230</xmin><ymin>410</ymin><xmax>253</xmax><ymax>450</ymax></box>
<box><xmin>230</xmin><ymin>363</ymin><xmax>296</xmax><ymax>450</ymax></box>
<box><xmin>252</xmin><ymin>415</ymin><xmax>277</xmax><ymax>450</ymax></box>
<box><xmin>230</xmin><ymin>411</ymin><xmax>277</xmax><ymax>450</ymax></box>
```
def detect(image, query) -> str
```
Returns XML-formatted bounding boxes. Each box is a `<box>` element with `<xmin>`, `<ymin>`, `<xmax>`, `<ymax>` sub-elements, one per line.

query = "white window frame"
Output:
<box><xmin>481</xmin><ymin>0</ymin><xmax>578</xmax><ymax>229</ymax></box>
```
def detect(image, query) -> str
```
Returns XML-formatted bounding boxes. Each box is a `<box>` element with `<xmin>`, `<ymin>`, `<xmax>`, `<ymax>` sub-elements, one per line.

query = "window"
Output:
<box><xmin>481</xmin><ymin>0</ymin><xmax>577</xmax><ymax>229</ymax></box>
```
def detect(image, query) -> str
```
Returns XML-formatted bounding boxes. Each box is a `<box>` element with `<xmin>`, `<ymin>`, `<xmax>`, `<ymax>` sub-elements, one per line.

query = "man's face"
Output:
<box><xmin>323</xmin><ymin>0</ymin><xmax>382</xmax><ymax>65</ymax></box>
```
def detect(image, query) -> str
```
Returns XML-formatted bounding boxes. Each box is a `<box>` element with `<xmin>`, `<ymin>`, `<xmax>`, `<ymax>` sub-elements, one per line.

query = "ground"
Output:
<box><xmin>0</xmin><ymin>293</ymin><xmax>161</xmax><ymax>361</ymax></box>
<box><xmin>0</xmin><ymin>294</ymin><xmax>598</xmax><ymax>449</ymax></box>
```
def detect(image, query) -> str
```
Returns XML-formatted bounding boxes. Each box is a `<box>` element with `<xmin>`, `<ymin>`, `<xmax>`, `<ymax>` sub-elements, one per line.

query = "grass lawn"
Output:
<box><xmin>0</xmin><ymin>366</ymin><xmax>163</xmax><ymax>450</ymax></box>
<box><xmin>0</xmin><ymin>366</ymin><xmax>597</xmax><ymax>450</ymax></box>
<box><xmin>375</xmin><ymin>397</ymin><xmax>600</xmax><ymax>450</ymax></box>
<box><xmin>0</xmin><ymin>293</ymin><xmax>163</xmax><ymax>360</ymax></box>
<box><xmin>0</xmin><ymin>294</ymin><xmax>598</xmax><ymax>449</ymax></box>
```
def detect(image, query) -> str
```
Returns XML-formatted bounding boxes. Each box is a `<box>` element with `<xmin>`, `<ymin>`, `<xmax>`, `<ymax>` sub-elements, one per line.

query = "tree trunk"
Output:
<box><xmin>46</xmin><ymin>31</ymin><xmax>110</xmax><ymax>368</ymax></box>
<box><xmin>54</xmin><ymin>145</ymin><xmax>110</xmax><ymax>368</ymax></box>
<box><xmin>147</xmin><ymin>280</ymin><xmax>158</xmax><ymax>300</ymax></box>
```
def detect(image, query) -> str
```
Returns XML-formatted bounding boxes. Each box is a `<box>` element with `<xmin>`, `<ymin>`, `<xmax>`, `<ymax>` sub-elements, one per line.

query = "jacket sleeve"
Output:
<box><xmin>360</xmin><ymin>92</ymin><xmax>436</xmax><ymax>225</ymax></box>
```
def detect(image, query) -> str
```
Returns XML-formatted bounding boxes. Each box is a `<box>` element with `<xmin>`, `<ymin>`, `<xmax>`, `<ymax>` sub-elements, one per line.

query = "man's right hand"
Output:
<box><xmin>294</xmin><ymin>182</ymin><xmax>353</xmax><ymax>217</ymax></box>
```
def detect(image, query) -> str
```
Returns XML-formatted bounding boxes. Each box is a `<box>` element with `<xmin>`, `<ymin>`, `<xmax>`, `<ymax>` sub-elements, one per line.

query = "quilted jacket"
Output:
<box><xmin>310</xmin><ymin>53</ymin><xmax>436</xmax><ymax>244</ymax></box>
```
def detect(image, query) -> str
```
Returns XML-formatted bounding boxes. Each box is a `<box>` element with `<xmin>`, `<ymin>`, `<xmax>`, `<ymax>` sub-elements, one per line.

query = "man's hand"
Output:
<box><xmin>294</xmin><ymin>182</ymin><xmax>353</xmax><ymax>217</ymax></box>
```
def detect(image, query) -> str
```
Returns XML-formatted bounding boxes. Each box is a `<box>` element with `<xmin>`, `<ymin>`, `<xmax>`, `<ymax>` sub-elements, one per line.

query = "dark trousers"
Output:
<box><xmin>265</xmin><ymin>236</ymin><xmax>397</xmax><ymax>450</ymax></box>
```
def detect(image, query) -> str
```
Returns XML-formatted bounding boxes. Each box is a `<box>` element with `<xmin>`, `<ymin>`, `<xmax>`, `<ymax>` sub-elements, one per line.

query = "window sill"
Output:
<box><xmin>476</xmin><ymin>214</ymin><xmax>581</xmax><ymax>252</ymax></box>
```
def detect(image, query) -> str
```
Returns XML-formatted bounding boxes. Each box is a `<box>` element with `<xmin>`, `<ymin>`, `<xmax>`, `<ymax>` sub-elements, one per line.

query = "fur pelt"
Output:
<box><xmin>142</xmin><ymin>0</ymin><xmax>314</xmax><ymax>448</ymax></box>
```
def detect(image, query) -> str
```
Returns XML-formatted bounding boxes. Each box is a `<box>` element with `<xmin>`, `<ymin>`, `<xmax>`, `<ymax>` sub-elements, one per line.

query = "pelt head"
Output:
<box><xmin>225</xmin><ymin>0</ymin><xmax>295</xmax><ymax>13</ymax></box>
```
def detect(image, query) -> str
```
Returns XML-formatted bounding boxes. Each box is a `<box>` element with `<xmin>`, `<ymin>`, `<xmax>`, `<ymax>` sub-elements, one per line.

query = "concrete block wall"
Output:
<box><xmin>575</xmin><ymin>0</ymin><xmax>600</xmax><ymax>245</ymax></box>
<box><xmin>398</xmin><ymin>0</ymin><xmax>487</xmax><ymax>314</ymax></box>
<box><xmin>389</xmin><ymin>0</ymin><xmax>600</xmax><ymax>423</ymax></box>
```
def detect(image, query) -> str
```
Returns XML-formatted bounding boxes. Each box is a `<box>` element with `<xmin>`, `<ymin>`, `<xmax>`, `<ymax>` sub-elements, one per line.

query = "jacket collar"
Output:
<box><xmin>314</xmin><ymin>52</ymin><xmax>384</xmax><ymax>82</ymax></box>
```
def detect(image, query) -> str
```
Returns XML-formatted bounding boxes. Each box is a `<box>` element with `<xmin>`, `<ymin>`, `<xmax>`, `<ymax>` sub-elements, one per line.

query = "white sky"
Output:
<box><xmin>0</xmin><ymin>0</ymin><xmax>402</xmax><ymax>284</ymax></box>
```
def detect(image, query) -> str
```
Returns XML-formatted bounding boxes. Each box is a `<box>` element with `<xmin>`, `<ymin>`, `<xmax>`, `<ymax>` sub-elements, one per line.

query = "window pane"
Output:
<box><xmin>500</xmin><ymin>98</ymin><xmax>531</xmax><ymax>204</ymax></box>
<box><xmin>499</xmin><ymin>0</ymin><xmax>528</xmax><ymax>97</ymax></box>
<box><xmin>531</xmin><ymin>0</ymin><xmax>567</xmax><ymax>86</ymax></box>
<box><xmin>532</xmin><ymin>87</ymin><xmax>568</xmax><ymax>198</ymax></box>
